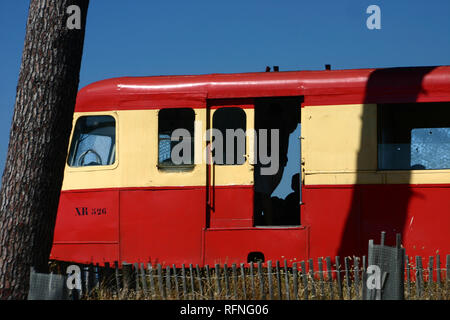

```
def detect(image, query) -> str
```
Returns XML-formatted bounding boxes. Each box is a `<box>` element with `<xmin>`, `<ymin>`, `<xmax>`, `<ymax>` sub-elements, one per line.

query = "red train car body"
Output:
<box><xmin>50</xmin><ymin>66</ymin><xmax>450</xmax><ymax>267</ymax></box>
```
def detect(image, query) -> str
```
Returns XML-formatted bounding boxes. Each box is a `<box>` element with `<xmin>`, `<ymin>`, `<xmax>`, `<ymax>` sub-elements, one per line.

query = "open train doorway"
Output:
<box><xmin>253</xmin><ymin>97</ymin><xmax>302</xmax><ymax>226</ymax></box>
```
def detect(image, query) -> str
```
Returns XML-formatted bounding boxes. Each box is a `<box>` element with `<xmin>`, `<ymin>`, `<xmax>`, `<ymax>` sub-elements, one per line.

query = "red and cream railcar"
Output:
<box><xmin>50</xmin><ymin>66</ymin><xmax>450</xmax><ymax>267</ymax></box>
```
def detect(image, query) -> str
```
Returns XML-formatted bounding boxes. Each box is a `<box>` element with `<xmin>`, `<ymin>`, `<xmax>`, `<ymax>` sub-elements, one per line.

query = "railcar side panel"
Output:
<box><xmin>118</xmin><ymin>188</ymin><xmax>205</xmax><ymax>266</ymax></box>
<box><xmin>303</xmin><ymin>184</ymin><xmax>450</xmax><ymax>260</ymax></box>
<box><xmin>204</xmin><ymin>227</ymin><xmax>308</xmax><ymax>266</ymax></box>
<box><xmin>209</xmin><ymin>186</ymin><xmax>253</xmax><ymax>228</ymax></box>
<box><xmin>52</xmin><ymin>190</ymin><xmax>120</xmax><ymax>264</ymax></box>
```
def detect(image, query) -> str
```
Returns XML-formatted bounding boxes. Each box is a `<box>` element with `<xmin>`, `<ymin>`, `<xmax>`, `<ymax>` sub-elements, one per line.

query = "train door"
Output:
<box><xmin>205</xmin><ymin>99</ymin><xmax>255</xmax><ymax>229</ymax></box>
<box><xmin>204</xmin><ymin>97</ymin><xmax>308</xmax><ymax>266</ymax></box>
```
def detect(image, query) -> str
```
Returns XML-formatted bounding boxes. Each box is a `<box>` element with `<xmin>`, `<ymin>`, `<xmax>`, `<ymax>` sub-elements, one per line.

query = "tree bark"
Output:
<box><xmin>0</xmin><ymin>0</ymin><xmax>89</xmax><ymax>299</ymax></box>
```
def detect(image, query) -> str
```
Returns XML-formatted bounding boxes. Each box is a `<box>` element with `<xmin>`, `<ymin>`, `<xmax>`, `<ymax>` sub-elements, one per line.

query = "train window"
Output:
<box><xmin>68</xmin><ymin>115</ymin><xmax>116</xmax><ymax>167</ymax></box>
<box><xmin>158</xmin><ymin>108</ymin><xmax>195</xmax><ymax>168</ymax></box>
<box><xmin>212</xmin><ymin>107</ymin><xmax>246</xmax><ymax>165</ymax></box>
<box><xmin>378</xmin><ymin>102</ymin><xmax>450</xmax><ymax>170</ymax></box>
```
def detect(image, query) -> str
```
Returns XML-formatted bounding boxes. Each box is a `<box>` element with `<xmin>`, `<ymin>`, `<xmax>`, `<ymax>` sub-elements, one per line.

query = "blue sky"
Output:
<box><xmin>1</xmin><ymin>1</ymin><xmax>449</xmax><ymax>195</ymax></box>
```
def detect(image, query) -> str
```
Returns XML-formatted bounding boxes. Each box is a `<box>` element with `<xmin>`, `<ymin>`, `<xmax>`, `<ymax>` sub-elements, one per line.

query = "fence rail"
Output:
<box><xmin>51</xmin><ymin>253</ymin><xmax>450</xmax><ymax>300</ymax></box>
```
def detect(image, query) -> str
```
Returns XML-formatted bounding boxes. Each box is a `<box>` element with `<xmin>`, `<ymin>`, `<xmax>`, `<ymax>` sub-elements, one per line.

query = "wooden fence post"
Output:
<box><xmin>215</xmin><ymin>264</ymin><xmax>221</xmax><ymax>298</ymax></box>
<box><xmin>232</xmin><ymin>263</ymin><xmax>238</xmax><ymax>299</ymax></box>
<box><xmin>148</xmin><ymin>263</ymin><xmax>156</xmax><ymax>299</ymax></box>
<box><xmin>318</xmin><ymin>257</ymin><xmax>325</xmax><ymax>299</ymax></box>
<box><xmin>361</xmin><ymin>256</ymin><xmax>366</xmax><ymax>300</ymax></box>
<box><xmin>446</xmin><ymin>255</ymin><xmax>450</xmax><ymax>285</ymax></box>
<box><xmin>224</xmin><ymin>264</ymin><xmax>230</xmax><ymax>299</ymax></box>
<box><xmin>157</xmin><ymin>264</ymin><xmax>165</xmax><ymax>299</ymax></box>
<box><xmin>344</xmin><ymin>257</ymin><xmax>351</xmax><ymax>300</ymax></box>
<box><xmin>308</xmin><ymin>258</ymin><xmax>316</xmax><ymax>298</ymax></box>
<box><xmin>103</xmin><ymin>262</ymin><xmax>112</xmax><ymax>292</ymax></box>
<box><xmin>181</xmin><ymin>264</ymin><xmax>188</xmax><ymax>299</ymax></box>
<box><xmin>189</xmin><ymin>264</ymin><xmax>196</xmax><ymax>300</ymax></box>
<box><xmin>249</xmin><ymin>262</ymin><xmax>255</xmax><ymax>300</ymax></box>
<box><xmin>284</xmin><ymin>259</ymin><xmax>290</xmax><ymax>300</ymax></box>
<box><xmin>406</xmin><ymin>255</ymin><xmax>411</xmax><ymax>299</ymax></box>
<box><xmin>428</xmin><ymin>256</ymin><xmax>434</xmax><ymax>290</ymax></box>
<box><xmin>196</xmin><ymin>264</ymin><xmax>204</xmax><ymax>299</ymax></box>
<box><xmin>240</xmin><ymin>263</ymin><xmax>247</xmax><ymax>300</ymax></box>
<box><xmin>292</xmin><ymin>262</ymin><xmax>298</xmax><ymax>300</ymax></box>
<box><xmin>446</xmin><ymin>255</ymin><xmax>450</xmax><ymax>294</ymax></box>
<box><xmin>83</xmin><ymin>265</ymin><xmax>90</xmax><ymax>298</ymax></box>
<box><xmin>173</xmin><ymin>264</ymin><xmax>180</xmax><ymax>300</ymax></box>
<box><xmin>257</xmin><ymin>261</ymin><xmax>265</xmax><ymax>299</ymax></box>
<box><xmin>335</xmin><ymin>256</ymin><xmax>343</xmax><ymax>300</ymax></box>
<box><xmin>436</xmin><ymin>255</ymin><xmax>441</xmax><ymax>300</ymax></box>
<box><xmin>133</xmin><ymin>263</ymin><xmax>140</xmax><ymax>292</ymax></box>
<box><xmin>205</xmin><ymin>265</ymin><xmax>213</xmax><ymax>300</ymax></box>
<box><xmin>114</xmin><ymin>261</ymin><xmax>121</xmax><ymax>294</ymax></box>
<box><xmin>300</xmin><ymin>261</ymin><xmax>309</xmax><ymax>300</ymax></box>
<box><xmin>354</xmin><ymin>257</ymin><xmax>360</xmax><ymax>300</ymax></box>
<box><xmin>267</xmin><ymin>261</ymin><xmax>273</xmax><ymax>300</ymax></box>
<box><xmin>416</xmin><ymin>256</ymin><xmax>423</xmax><ymax>299</ymax></box>
<box><xmin>88</xmin><ymin>263</ymin><xmax>95</xmax><ymax>296</ymax></box>
<box><xmin>94</xmin><ymin>263</ymin><xmax>100</xmax><ymax>291</ymax></box>
<box><xmin>165</xmin><ymin>266</ymin><xmax>172</xmax><ymax>299</ymax></box>
<box><xmin>140</xmin><ymin>263</ymin><xmax>148</xmax><ymax>298</ymax></box>
<box><xmin>122</xmin><ymin>263</ymin><xmax>133</xmax><ymax>294</ymax></box>
<box><xmin>275</xmin><ymin>261</ymin><xmax>282</xmax><ymax>300</ymax></box>
<box><xmin>325</xmin><ymin>257</ymin><xmax>333</xmax><ymax>299</ymax></box>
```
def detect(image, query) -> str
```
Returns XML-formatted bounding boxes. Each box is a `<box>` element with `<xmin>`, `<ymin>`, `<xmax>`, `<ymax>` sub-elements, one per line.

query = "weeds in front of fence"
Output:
<box><xmin>51</xmin><ymin>254</ymin><xmax>450</xmax><ymax>300</ymax></box>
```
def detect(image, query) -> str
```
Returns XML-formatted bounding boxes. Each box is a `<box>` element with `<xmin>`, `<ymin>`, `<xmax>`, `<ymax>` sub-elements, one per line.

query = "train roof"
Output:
<box><xmin>75</xmin><ymin>66</ymin><xmax>450</xmax><ymax>112</ymax></box>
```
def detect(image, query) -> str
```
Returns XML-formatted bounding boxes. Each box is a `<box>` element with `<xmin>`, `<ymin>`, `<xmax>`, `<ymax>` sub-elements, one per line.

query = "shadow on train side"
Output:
<box><xmin>337</xmin><ymin>66</ymin><xmax>437</xmax><ymax>258</ymax></box>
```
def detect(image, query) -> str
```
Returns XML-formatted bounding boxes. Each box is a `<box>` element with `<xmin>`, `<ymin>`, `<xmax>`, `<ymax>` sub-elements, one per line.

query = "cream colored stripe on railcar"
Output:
<box><xmin>301</xmin><ymin>104</ymin><xmax>450</xmax><ymax>185</ymax></box>
<box><xmin>62</xmin><ymin>108</ymin><xmax>255</xmax><ymax>191</ymax></box>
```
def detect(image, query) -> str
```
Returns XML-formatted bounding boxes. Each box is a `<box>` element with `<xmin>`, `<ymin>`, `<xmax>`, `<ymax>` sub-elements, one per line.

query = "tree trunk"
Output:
<box><xmin>0</xmin><ymin>0</ymin><xmax>89</xmax><ymax>299</ymax></box>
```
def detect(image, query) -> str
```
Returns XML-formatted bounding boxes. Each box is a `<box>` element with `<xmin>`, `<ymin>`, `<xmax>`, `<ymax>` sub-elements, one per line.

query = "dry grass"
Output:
<box><xmin>77</xmin><ymin>266</ymin><xmax>449</xmax><ymax>301</ymax></box>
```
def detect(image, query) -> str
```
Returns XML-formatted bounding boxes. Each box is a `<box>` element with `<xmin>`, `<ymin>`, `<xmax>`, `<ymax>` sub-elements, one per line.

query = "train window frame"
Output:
<box><xmin>66</xmin><ymin>112</ymin><xmax>119</xmax><ymax>172</ymax></box>
<box><xmin>212</xmin><ymin>107</ymin><xmax>247</xmax><ymax>166</ymax></box>
<box><xmin>377</xmin><ymin>102</ymin><xmax>450</xmax><ymax>171</ymax></box>
<box><xmin>157</xmin><ymin>108</ymin><xmax>196</xmax><ymax>171</ymax></box>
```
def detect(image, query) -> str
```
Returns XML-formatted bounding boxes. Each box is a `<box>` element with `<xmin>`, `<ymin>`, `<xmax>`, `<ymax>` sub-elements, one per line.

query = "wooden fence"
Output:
<box><xmin>51</xmin><ymin>254</ymin><xmax>450</xmax><ymax>300</ymax></box>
